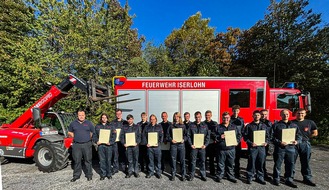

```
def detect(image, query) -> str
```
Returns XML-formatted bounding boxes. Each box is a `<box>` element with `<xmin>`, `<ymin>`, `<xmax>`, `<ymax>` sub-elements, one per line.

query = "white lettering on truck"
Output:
<box><xmin>141</xmin><ymin>82</ymin><xmax>205</xmax><ymax>89</ymax></box>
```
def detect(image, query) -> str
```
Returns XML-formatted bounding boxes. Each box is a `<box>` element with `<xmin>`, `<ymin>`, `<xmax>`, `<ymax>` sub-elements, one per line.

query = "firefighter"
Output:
<box><xmin>243</xmin><ymin>110</ymin><xmax>269</xmax><ymax>185</ymax></box>
<box><xmin>144</xmin><ymin>114</ymin><xmax>164</xmax><ymax>179</ymax></box>
<box><xmin>68</xmin><ymin>110</ymin><xmax>95</xmax><ymax>182</ymax></box>
<box><xmin>120</xmin><ymin>114</ymin><xmax>141</xmax><ymax>178</ymax></box>
<box><xmin>92</xmin><ymin>113</ymin><xmax>117</xmax><ymax>180</ymax></box>
<box><xmin>187</xmin><ymin>111</ymin><xmax>210</xmax><ymax>182</ymax></box>
<box><xmin>204</xmin><ymin>110</ymin><xmax>218</xmax><ymax>176</ymax></box>
<box><xmin>137</xmin><ymin>112</ymin><xmax>149</xmax><ymax>173</ymax></box>
<box><xmin>160</xmin><ymin>112</ymin><xmax>172</xmax><ymax>174</ymax></box>
<box><xmin>272</xmin><ymin>109</ymin><xmax>301</xmax><ymax>188</ymax></box>
<box><xmin>292</xmin><ymin>108</ymin><xmax>318</xmax><ymax>186</ymax></box>
<box><xmin>230</xmin><ymin>105</ymin><xmax>245</xmax><ymax>179</ymax></box>
<box><xmin>183</xmin><ymin>112</ymin><xmax>192</xmax><ymax>173</ymax></box>
<box><xmin>167</xmin><ymin>112</ymin><xmax>187</xmax><ymax>181</ymax></box>
<box><xmin>111</xmin><ymin>109</ymin><xmax>126</xmax><ymax>174</ymax></box>
<box><xmin>214</xmin><ymin>112</ymin><xmax>240</xmax><ymax>183</ymax></box>
<box><xmin>260</xmin><ymin>109</ymin><xmax>273</xmax><ymax>180</ymax></box>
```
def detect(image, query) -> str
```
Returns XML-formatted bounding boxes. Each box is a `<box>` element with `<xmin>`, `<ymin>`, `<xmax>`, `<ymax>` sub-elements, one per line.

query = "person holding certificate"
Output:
<box><xmin>143</xmin><ymin>114</ymin><xmax>164</xmax><ymax>179</ymax></box>
<box><xmin>204</xmin><ymin>110</ymin><xmax>218</xmax><ymax>176</ymax></box>
<box><xmin>243</xmin><ymin>110</ymin><xmax>269</xmax><ymax>185</ymax></box>
<box><xmin>120</xmin><ymin>114</ymin><xmax>141</xmax><ymax>178</ymax></box>
<box><xmin>187</xmin><ymin>111</ymin><xmax>210</xmax><ymax>182</ymax></box>
<box><xmin>272</xmin><ymin>109</ymin><xmax>301</xmax><ymax>188</ymax></box>
<box><xmin>92</xmin><ymin>113</ymin><xmax>117</xmax><ymax>180</ymax></box>
<box><xmin>214</xmin><ymin>112</ymin><xmax>240</xmax><ymax>183</ymax></box>
<box><xmin>166</xmin><ymin>112</ymin><xmax>187</xmax><ymax>181</ymax></box>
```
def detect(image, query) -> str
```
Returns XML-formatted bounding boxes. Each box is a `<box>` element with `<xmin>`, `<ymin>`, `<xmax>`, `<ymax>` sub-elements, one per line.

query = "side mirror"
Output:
<box><xmin>32</xmin><ymin>107</ymin><xmax>42</xmax><ymax>127</ymax></box>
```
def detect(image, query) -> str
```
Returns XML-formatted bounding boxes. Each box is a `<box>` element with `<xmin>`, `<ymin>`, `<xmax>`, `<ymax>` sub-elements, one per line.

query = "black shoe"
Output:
<box><xmin>246</xmin><ymin>179</ymin><xmax>252</xmax><ymax>184</ymax></box>
<box><xmin>170</xmin><ymin>176</ymin><xmax>175</xmax><ymax>181</ymax></box>
<box><xmin>100</xmin><ymin>177</ymin><xmax>105</xmax><ymax>181</ymax></box>
<box><xmin>264</xmin><ymin>175</ymin><xmax>272</xmax><ymax>181</ymax></box>
<box><xmin>181</xmin><ymin>176</ymin><xmax>186</xmax><ymax>181</ymax></box>
<box><xmin>155</xmin><ymin>174</ymin><xmax>162</xmax><ymax>179</ymax></box>
<box><xmin>188</xmin><ymin>176</ymin><xmax>194</xmax><ymax>181</ymax></box>
<box><xmin>228</xmin><ymin>178</ymin><xmax>238</xmax><ymax>183</ymax></box>
<box><xmin>215</xmin><ymin>177</ymin><xmax>221</xmax><ymax>183</ymax></box>
<box><xmin>235</xmin><ymin>174</ymin><xmax>241</xmax><ymax>179</ymax></box>
<box><xmin>125</xmin><ymin>174</ymin><xmax>132</xmax><ymax>178</ymax></box>
<box><xmin>70</xmin><ymin>178</ymin><xmax>79</xmax><ymax>182</ymax></box>
<box><xmin>107</xmin><ymin>176</ymin><xmax>112</xmax><ymax>179</ymax></box>
<box><xmin>303</xmin><ymin>179</ymin><xmax>316</xmax><ymax>186</ymax></box>
<box><xmin>285</xmin><ymin>181</ymin><xmax>298</xmax><ymax>188</ymax></box>
<box><xmin>201</xmin><ymin>176</ymin><xmax>207</xmax><ymax>181</ymax></box>
<box><xmin>87</xmin><ymin>177</ymin><xmax>92</xmax><ymax>181</ymax></box>
<box><xmin>256</xmin><ymin>178</ymin><xmax>266</xmax><ymax>185</ymax></box>
<box><xmin>145</xmin><ymin>175</ymin><xmax>152</xmax><ymax>178</ymax></box>
<box><xmin>134</xmin><ymin>173</ymin><xmax>140</xmax><ymax>178</ymax></box>
<box><xmin>273</xmin><ymin>180</ymin><xmax>280</xmax><ymax>186</ymax></box>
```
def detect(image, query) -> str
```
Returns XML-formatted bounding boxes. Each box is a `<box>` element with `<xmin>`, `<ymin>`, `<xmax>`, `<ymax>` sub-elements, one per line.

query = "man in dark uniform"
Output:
<box><xmin>272</xmin><ymin>109</ymin><xmax>301</xmax><ymax>188</ymax></box>
<box><xmin>137</xmin><ymin>112</ymin><xmax>149</xmax><ymax>173</ymax></box>
<box><xmin>111</xmin><ymin>109</ymin><xmax>126</xmax><ymax>174</ymax></box>
<box><xmin>214</xmin><ymin>112</ymin><xmax>240</xmax><ymax>183</ymax></box>
<box><xmin>92</xmin><ymin>113</ymin><xmax>117</xmax><ymax>180</ymax></box>
<box><xmin>120</xmin><ymin>114</ymin><xmax>141</xmax><ymax>178</ymax></box>
<box><xmin>183</xmin><ymin>112</ymin><xmax>192</xmax><ymax>173</ymax></box>
<box><xmin>260</xmin><ymin>109</ymin><xmax>273</xmax><ymax>180</ymax></box>
<box><xmin>293</xmin><ymin>108</ymin><xmax>318</xmax><ymax>186</ymax></box>
<box><xmin>243</xmin><ymin>110</ymin><xmax>269</xmax><ymax>185</ymax></box>
<box><xmin>68</xmin><ymin>110</ymin><xmax>95</xmax><ymax>182</ymax></box>
<box><xmin>160</xmin><ymin>112</ymin><xmax>172</xmax><ymax>173</ymax></box>
<box><xmin>187</xmin><ymin>111</ymin><xmax>210</xmax><ymax>182</ymax></box>
<box><xmin>231</xmin><ymin>105</ymin><xmax>244</xmax><ymax>179</ymax></box>
<box><xmin>144</xmin><ymin>114</ymin><xmax>164</xmax><ymax>179</ymax></box>
<box><xmin>204</xmin><ymin>110</ymin><xmax>218</xmax><ymax>176</ymax></box>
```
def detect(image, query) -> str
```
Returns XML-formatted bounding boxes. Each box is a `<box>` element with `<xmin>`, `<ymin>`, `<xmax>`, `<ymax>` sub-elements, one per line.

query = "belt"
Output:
<box><xmin>74</xmin><ymin>141</ymin><xmax>91</xmax><ymax>144</ymax></box>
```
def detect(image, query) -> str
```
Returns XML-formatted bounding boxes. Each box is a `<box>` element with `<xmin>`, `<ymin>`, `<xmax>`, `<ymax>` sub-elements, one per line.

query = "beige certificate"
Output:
<box><xmin>125</xmin><ymin>133</ymin><xmax>136</xmax><ymax>147</ymax></box>
<box><xmin>193</xmin><ymin>134</ymin><xmax>204</xmax><ymax>148</ymax></box>
<box><xmin>224</xmin><ymin>130</ymin><xmax>238</xmax><ymax>146</ymax></box>
<box><xmin>253</xmin><ymin>130</ymin><xmax>266</xmax><ymax>146</ymax></box>
<box><xmin>148</xmin><ymin>132</ymin><xmax>158</xmax><ymax>146</ymax></box>
<box><xmin>282</xmin><ymin>128</ymin><xmax>296</xmax><ymax>144</ymax></box>
<box><xmin>99</xmin><ymin>129</ymin><xmax>111</xmax><ymax>144</ymax></box>
<box><xmin>115</xmin><ymin>128</ymin><xmax>121</xmax><ymax>142</ymax></box>
<box><xmin>173</xmin><ymin>128</ymin><xmax>183</xmax><ymax>142</ymax></box>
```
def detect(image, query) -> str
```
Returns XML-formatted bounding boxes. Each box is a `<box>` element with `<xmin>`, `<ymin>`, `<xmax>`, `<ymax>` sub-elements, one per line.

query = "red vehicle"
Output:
<box><xmin>0</xmin><ymin>74</ymin><xmax>120</xmax><ymax>172</ymax></box>
<box><xmin>113</xmin><ymin>76</ymin><xmax>311</xmax><ymax>149</ymax></box>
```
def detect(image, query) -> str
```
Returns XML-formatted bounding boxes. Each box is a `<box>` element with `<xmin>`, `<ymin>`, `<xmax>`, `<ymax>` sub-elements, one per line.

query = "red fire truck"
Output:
<box><xmin>113</xmin><ymin>76</ymin><xmax>311</xmax><ymax>149</ymax></box>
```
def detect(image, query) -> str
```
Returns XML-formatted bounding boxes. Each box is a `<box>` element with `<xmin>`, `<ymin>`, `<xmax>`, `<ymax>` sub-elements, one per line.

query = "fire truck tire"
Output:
<box><xmin>33</xmin><ymin>140</ymin><xmax>69</xmax><ymax>172</ymax></box>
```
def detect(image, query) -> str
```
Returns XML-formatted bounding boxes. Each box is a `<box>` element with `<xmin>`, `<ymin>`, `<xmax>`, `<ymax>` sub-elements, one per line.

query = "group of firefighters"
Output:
<box><xmin>67</xmin><ymin>105</ymin><xmax>318</xmax><ymax>188</ymax></box>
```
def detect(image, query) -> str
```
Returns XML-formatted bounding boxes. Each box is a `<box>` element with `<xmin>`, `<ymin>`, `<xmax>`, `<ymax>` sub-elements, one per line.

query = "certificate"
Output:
<box><xmin>161</xmin><ymin>143</ymin><xmax>170</xmax><ymax>150</ymax></box>
<box><xmin>253</xmin><ymin>130</ymin><xmax>266</xmax><ymax>146</ymax></box>
<box><xmin>148</xmin><ymin>132</ymin><xmax>158</xmax><ymax>146</ymax></box>
<box><xmin>282</xmin><ymin>128</ymin><xmax>296</xmax><ymax>144</ymax></box>
<box><xmin>99</xmin><ymin>129</ymin><xmax>111</xmax><ymax>144</ymax></box>
<box><xmin>193</xmin><ymin>134</ymin><xmax>204</xmax><ymax>148</ymax></box>
<box><xmin>115</xmin><ymin>129</ymin><xmax>121</xmax><ymax>142</ymax></box>
<box><xmin>173</xmin><ymin>128</ymin><xmax>183</xmax><ymax>142</ymax></box>
<box><xmin>125</xmin><ymin>133</ymin><xmax>136</xmax><ymax>147</ymax></box>
<box><xmin>224</xmin><ymin>130</ymin><xmax>238</xmax><ymax>146</ymax></box>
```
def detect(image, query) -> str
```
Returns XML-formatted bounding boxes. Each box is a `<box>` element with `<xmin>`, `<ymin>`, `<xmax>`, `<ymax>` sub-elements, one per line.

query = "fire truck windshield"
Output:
<box><xmin>277</xmin><ymin>94</ymin><xmax>300</xmax><ymax>112</ymax></box>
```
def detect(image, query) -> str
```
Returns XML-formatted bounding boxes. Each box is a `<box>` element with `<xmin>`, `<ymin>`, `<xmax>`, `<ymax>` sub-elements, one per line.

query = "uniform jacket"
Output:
<box><xmin>120</xmin><ymin>123</ymin><xmax>141</xmax><ymax>145</ymax></box>
<box><xmin>143</xmin><ymin>123</ymin><xmax>163</xmax><ymax>146</ymax></box>
<box><xmin>272</xmin><ymin>120</ymin><xmax>302</xmax><ymax>148</ymax></box>
<box><xmin>215</xmin><ymin>123</ymin><xmax>241</xmax><ymax>150</ymax></box>
<box><xmin>92</xmin><ymin>123</ymin><xmax>116</xmax><ymax>145</ymax></box>
<box><xmin>243</xmin><ymin>121</ymin><xmax>270</xmax><ymax>147</ymax></box>
<box><xmin>166</xmin><ymin>122</ymin><xmax>188</xmax><ymax>143</ymax></box>
<box><xmin>204</xmin><ymin>120</ymin><xmax>218</xmax><ymax>142</ymax></box>
<box><xmin>187</xmin><ymin>121</ymin><xmax>210</xmax><ymax>147</ymax></box>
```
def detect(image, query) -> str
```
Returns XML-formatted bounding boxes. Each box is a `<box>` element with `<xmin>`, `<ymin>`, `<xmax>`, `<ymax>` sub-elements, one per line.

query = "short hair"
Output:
<box><xmin>184</xmin><ymin>112</ymin><xmax>190</xmax><ymax>116</ymax></box>
<box><xmin>140</xmin><ymin>112</ymin><xmax>147</xmax><ymax>116</ymax></box>
<box><xmin>99</xmin><ymin>113</ymin><xmax>109</xmax><ymax>123</ymax></box>
<box><xmin>222</xmin><ymin>111</ymin><xmax>230</xmax><ymax>117</ymax></box>
<box><xmin>115</xmin><ymin>108</ymin><xmax>122</xmax><ymax>113</ymax></box>
<box><xmin>126</xmin><ymin>114</ymin><xmax>134</xmax><ymax>120</ymax></box>
<box><xmin>149</xmin><ymin>114</ymin><xmax>157</xmax><ymax>122</ymax></box>
<box><xmin>77</xmin><ymin>109</ymin><xmax>85</xmax><ymax>114</ymax></box>
<box><xmin>161</xmin><ymin>112</ymin><xmax>168</xmax><ymax>116</ymax></box>
<box><xmin>280</xmin><ymin>109</ymin><xmax>289</xmax><ymax>114</ymax></box>
<box><xmin>253</xmin><ymin>110</ymin><xmax>261</xmax><ymax>115</ymax></box>
<box><xmin>296</xmin><ymin>108</ymin><xmax>306</xmax><ymax>112</ymax></box>
<box><xmin>194</xmin><ymin>111</ymin><xmax>202</xmax><ymax>117</ymax></box>
<box><xmin>173</xmin><ymin>112</ymin><xmax>183</xmax><ymax>124</ymax></box>
<box><xmin>232</xmin><ymin>105</ymin><xmax>240</xmax><ymax>110</ymax></box>
<box><xmin>205</xmin><ymin>110</ymin><xmax>212</xmax><ymax>115</ymax></box>
<box><xmin>260</xmin><ymin>109</ymin><xmax>268</xmax><ymax>113</ymax></box>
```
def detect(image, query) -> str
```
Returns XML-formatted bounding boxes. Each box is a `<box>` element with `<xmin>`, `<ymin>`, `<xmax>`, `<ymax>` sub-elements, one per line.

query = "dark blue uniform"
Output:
<box><xmin>111</xmin><ymin>118</ymin><xmax>126</xmax><ymax>173</ymax></box>
<box><xmin>143</xmin><ymin>123</ymin><xmax>164</xmax><ymax>177</ymax></box>
<box><xmin>160</xmin><ymin>120</ymin><xmax>172</xmax><ymax>173</ymax></box>
<box><xmin>204</xmin><ymin>120</ymin><xmax>218</xmax><ymax>175</ymax></box>
<box><xmin>137</xmin><ymin>120</ymin><xmax>149</xmax><ymax>172</ymax></box>
<box><xmin>187</xmin><ymin>121</ymin><xmax>210</xmax><ymax>179</ymax></box>
<box><xmin>120</xmin><ymin>123</ymin><xmax>141</xmax><ymax>175</ymax></box>
<box><xmin>215</xmin><ymin>123</ymin><xmax>241</xmax><ymax>181</ymax></box>
<box><xmin>261</xmin><ymin>119</ymin><xmax>273</xmax><ymax>178</ymax></box>
<box><xmin>184</xmin><ymin>120</ymin><xmax>192</xmax><ymax>173</ymax></box>
<box><xmin>292</xmin><ymin>119</ymin><xmax>317</xmax><ymax>181</ymax></box>
<box><xmin>69</xmin><ymin>119</ymin><xmax>95</xmax><ymax>179</ymax></box>
<box><xmin>243</xmin><ymin>121</ymin><xmax>269</xmax><ymax>183</ymax></box>
<box><xmin>92</xmin><ymin>123</ymin><xmax>116</xmax><ymax>178</ymax></box>
<box><xmin>272</xmin><ymin>120</ymin><xmax>301</xmax><ymax>184</ymax></box>
<box><xmin>231</xmin><ymin>116</ymin><xmax>244</xmax><ymax>177</ymax></box>
<box><xmin>167</xmin><ymin>122</ymin><xmax>187</xmax><ymax>179</ymax></box>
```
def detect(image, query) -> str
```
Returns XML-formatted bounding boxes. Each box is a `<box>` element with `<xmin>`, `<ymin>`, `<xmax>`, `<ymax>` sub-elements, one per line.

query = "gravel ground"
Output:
<box><xmin>1</xmin><ymin>146</ymin><xmax>329</xmax><ymax>190</ymax></box>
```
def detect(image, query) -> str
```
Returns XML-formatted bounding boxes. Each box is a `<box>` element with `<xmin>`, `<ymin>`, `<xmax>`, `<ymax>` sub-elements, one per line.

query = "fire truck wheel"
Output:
<box><xmin>33</xmin><ymin>140</ymin><xmax>69</xmax><ymax>172</ymax></box>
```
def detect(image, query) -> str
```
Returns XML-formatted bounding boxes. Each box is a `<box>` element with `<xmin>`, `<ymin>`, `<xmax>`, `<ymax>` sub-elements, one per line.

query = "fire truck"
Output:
<box><xmin>112</xmin><ymin>76</ymin><xmax>311</xmax><ymax>149</ymax></box>
<box><xmin>0</xmin><ymin>74</ymin><xmax>133</xmax><ymax>172</ymax></box>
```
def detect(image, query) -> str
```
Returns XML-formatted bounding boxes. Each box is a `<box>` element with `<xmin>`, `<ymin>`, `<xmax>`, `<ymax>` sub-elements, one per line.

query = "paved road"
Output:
<box><xmin>1</xmin><ymin>146</ymin><xmax>329</xmax><ymax>190</ymax></box>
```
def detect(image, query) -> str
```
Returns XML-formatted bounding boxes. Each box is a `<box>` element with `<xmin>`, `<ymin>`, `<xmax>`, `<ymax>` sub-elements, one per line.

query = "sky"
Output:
<box><xmin>118</xmin><ymin>0</ymin><xmax>329</xmax><ymax>45</ymax></box>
